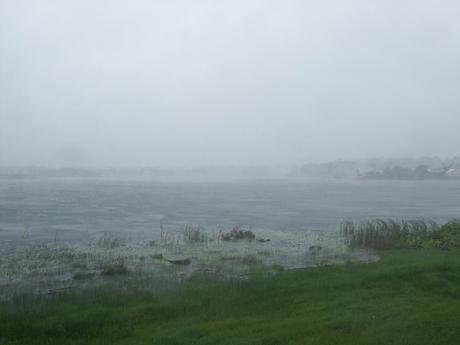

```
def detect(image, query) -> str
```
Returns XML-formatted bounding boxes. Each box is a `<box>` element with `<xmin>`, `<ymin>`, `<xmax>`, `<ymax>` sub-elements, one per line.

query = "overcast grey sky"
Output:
<box><xmin>1</xmin><ymin>0</ymin><xmax>459</xmax><ymax>167</ymax></box>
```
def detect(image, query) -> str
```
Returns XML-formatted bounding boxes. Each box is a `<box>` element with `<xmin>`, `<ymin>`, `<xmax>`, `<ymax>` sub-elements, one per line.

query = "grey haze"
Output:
<box><xmin>1</xmin><ymin>0</ymin><xmax>459</xmax><ymax>167</ymax></box>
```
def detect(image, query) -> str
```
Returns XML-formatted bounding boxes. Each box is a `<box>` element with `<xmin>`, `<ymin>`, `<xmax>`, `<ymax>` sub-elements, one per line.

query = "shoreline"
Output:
<box><xmin>1</xmin><ymin>248</ymin><xmax>459</xmax><ymax>344</ymax></box>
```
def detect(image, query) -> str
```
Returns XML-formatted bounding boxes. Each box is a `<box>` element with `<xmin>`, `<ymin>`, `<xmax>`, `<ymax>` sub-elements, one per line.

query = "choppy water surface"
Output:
<box><xmin>0</xmin><ymin>177</ymin><xmax>459</xmax><ymax>296</ymax></box>
<box><xmin>1</xmin><ymin>177</ymin><xmax>459</xmax><ymax>241</ymax></box>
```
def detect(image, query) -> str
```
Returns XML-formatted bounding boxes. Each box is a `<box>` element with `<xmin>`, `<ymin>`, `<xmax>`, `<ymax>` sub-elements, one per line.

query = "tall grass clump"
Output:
<box><xmin>96</xmin><ymin>232</ymin><xmax>125</xmax><ymax>248</ymax></box>
<box><xmin>183</xmin><ymin>224</ymin><xmax>207</xmax><ymax>243</ymax></box>
<box><xmin>341</xmin><ymin>219</ymin><xmax>441</xmax><ymax>249</ymax></box>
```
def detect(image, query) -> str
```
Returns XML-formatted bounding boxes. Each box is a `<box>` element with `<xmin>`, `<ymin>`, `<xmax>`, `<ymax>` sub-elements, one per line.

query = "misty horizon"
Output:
<box><xmin>1</xmin><ymin>0</ymin><xmax>460</xmax><ymax>168</ymax></box>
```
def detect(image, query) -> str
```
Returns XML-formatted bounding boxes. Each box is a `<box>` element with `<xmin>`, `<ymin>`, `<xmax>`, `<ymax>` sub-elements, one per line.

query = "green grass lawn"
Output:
<box><xmin>1</xmin><ymin>249</ymin><xmax>460</xmax><ymax>345</ymax></box>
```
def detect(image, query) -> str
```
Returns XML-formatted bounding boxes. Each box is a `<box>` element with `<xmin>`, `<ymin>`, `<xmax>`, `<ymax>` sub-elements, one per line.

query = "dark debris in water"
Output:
<box><xmin>221</xmin><ymin>226</ymin><xmax>256</xmax><ymax>241</ymax></box>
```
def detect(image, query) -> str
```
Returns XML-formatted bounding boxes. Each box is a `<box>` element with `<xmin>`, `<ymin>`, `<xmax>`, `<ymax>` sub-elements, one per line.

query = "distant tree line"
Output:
<box><xmin>296</xmin><ymin>157</ymin><xmax>460</xmax><ymax>180</ymax></box>
<box><xmin>361</xmin><ymin>165</ymin><xmax>456</xmax><ymax>180</ymax></box>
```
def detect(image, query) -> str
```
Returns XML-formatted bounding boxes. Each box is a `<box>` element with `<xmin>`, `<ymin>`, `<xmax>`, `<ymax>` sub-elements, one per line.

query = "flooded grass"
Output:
<box><xmin>1</xmin><ymin>220</ymin><xmax>459</xmax><ymax>344</ymax></box>
<box><xmin>1</xmin><ymin>224</ymin><xmax>367</xmax><ymax>299</ymax></box>
<box><xmin>1</xmin><ymin>248</ymin><xmax>460</xmax><ymax>344</ymax></box>
<box><xmin>100</xmin><ymin>262</ymin><xmax>129</xmax><ymax>276</ymax></box>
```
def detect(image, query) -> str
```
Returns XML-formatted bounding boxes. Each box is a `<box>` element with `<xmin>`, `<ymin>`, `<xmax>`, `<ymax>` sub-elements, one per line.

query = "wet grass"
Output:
<box><xmin>1</xmin><ymin>248</ymin><xmax>460</xmax><ymax>344</ymax></box>
<box><xmin>100</xmin><ymin>262</ymin><xmax>129</xmax><ymax>276</ymax></box>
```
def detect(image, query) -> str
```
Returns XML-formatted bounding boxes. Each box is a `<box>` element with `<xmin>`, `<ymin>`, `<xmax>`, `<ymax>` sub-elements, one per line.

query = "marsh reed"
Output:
<box><xmin>341</xmin><ymin>219</ymin><xmax>439</xmax><ymax>249</ymax></box>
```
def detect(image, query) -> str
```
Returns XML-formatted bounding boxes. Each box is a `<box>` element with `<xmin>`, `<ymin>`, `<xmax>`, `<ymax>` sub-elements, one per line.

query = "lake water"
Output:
<box><xmin>1</xmin><ymin>177</ymin><xmax>459</xmax><ymax>243</ymax></box>
<box><xmin>1</xmin><ymin>176</ymin><xmax>459</xmax><ymax>296</ymax></box>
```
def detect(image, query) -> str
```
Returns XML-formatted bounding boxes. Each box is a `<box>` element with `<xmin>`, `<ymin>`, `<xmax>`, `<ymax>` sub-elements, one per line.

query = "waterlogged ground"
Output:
<box><xmin>1</xmin><ymin>176</ymin><xmax>459</xmax><ymax>298</ymax></box>
<box><xmin>0</xmin><ymin>227</ymin><xmax>378</xmax><ymax>299</ymax></box>
<box><xmin>3</xmin><ymin>249</ymin><xmax>459</xmax><ymax>345</ymax></box>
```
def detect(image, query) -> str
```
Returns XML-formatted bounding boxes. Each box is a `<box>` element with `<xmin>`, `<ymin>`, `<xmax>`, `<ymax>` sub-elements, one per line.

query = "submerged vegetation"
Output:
<box><xmin>1</xmin><ymin>223</ymin><xmax>357</xmax><ymax>300</ymax></box>
<box><xmin>183</xmin><ymin>224</ymin><xmax>207</xmax><ymax>243</ymax></box>
<box><xmin>100</xmin><ymin>262</ymin><xmax>129</xmax><ymax>276</ymax></box>
<box><xmin>3</xmin><ymin>219</ymin><xmax>460</xmax><ymax>299</ymax></box>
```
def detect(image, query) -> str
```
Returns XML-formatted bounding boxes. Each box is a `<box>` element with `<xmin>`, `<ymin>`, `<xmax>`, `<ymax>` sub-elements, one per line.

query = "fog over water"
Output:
<box><xmin>1</xmin><ymin>0</ymin><xmax>460</xmax><ymax>167</ymax></box>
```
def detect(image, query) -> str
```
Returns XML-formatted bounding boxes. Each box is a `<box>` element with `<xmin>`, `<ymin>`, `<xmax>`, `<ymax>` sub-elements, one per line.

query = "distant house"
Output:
<box><xmin>446</xmin><ymin>169</ymin><xmax>460</xmax><ymax>177</ymax></box>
